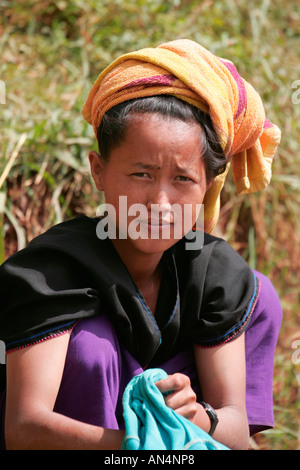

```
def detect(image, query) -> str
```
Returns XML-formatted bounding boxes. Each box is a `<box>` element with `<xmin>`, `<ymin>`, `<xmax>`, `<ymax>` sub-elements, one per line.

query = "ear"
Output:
<box><xmin>89</xmin><ymin>151</ymin><xmax>104</xmax><ymax>191</ymax></box>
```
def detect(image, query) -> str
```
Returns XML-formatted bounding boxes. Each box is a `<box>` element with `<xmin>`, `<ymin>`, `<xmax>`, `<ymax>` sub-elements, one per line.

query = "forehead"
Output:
<box><xmin>115</xmin><ymin>113</ymin><xmax>204</xmax><ymax>166</ymax></box>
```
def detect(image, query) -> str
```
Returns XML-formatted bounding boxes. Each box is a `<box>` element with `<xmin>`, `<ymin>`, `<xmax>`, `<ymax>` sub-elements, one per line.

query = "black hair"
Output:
<box><xmin>96</xmin><ymin>95</ymin><xmax>229</xmax><ymax>182</ymax></box>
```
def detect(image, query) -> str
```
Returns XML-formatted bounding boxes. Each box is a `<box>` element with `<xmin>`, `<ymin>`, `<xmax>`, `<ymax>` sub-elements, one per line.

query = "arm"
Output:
<box><xmin>193</xmin><ymin>332</ymin><xmax>249</xmax><ymax>449</ymax></box>
<box><xmin>5</xmin><ymin>333</ymin><xmax>124</xmax><ymax>450</ymax></box>
<box><xmin>156</xmin><ymin>333</ymin><xmax>249</xmax><ymax>450</ymax></box>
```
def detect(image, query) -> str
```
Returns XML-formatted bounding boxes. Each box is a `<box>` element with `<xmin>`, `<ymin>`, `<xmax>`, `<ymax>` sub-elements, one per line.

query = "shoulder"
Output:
<box><xmin>174</xmin><ymin>230</ymin><xmax>249</xmax><ymax>277</ymax></box>
<box><xmin>0</xmin><ymin>217</ymin><xmax>104</xmax><ymax>352</ymax></box>
<box><xmin>26</xmin><ymin>215</ymin><xmax>99</xmax><ymax>250</ymax></box>
<box><xmin>0</xmin><ymin>215</ymin><xmax>106</xmax><ymax>309</ymax></box>
<box><xmin>175</xmin><ymin>229</ymin><xmax>239</xmax><ymax>255</ymax></box>
<box><xmin>173</xmin><ymin>231</ymin><xmax>258</xmax><ymax>348</ymax></box>
<box><xmin>0</xmin><ymin>216</ymin><xmax>100</xmax><ymax>270</ymax></box>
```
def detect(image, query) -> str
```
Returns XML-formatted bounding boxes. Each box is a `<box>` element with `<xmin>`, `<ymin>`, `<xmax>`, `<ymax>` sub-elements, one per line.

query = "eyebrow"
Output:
<box><xmin>132</xmin><ymin>162</ymin><xmax>161</xmax><ymax>170</ymax></box>
<box><xmin>132</xmin><ymin>162</ymin><xmax>195</xmax><ymax>173</ymax></box>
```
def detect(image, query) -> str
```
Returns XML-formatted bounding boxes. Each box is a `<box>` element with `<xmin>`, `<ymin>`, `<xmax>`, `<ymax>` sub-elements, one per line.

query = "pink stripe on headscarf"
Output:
<box><xmin>221</xmin><ymin>60</ymin><xmax>247</xmax><ymax>119</ymax></box>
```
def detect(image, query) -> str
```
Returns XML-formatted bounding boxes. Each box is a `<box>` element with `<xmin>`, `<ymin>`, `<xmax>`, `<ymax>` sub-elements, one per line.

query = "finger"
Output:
<box><xmin>163</xmin><ymin>384</ymin><xmax>196</xmax><ymax>408</ymax></box>
<box><xmin>155</xmin><ymin>376</ymin><xmax>175</xmax><ymax>395</ymax></box>
<box><xmin>163</xmin><ymin>388</ymin><xmax>198</xmax><ymax>421</ymax></box>
<box><xmin>169</xmin><ymin>402</ymin><xmax>199</xmax><ymax>421</ymax></box>
<box><xmin>155</xmin><ymin>373</ymin><xmax>190</xmax><ymax>395</ymax></box>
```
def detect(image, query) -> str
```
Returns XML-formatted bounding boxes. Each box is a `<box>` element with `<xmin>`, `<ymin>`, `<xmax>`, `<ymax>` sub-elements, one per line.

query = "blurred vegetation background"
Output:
<box><xmin>0</xmin><ymin>0</ymin><xmax>299</xmax><ymax>450</ymax></box>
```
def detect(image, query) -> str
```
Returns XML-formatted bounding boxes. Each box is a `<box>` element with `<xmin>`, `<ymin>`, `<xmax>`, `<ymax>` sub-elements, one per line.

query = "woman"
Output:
<box><xmin>0</xmin><ymin>39</ymin><xmax>282</xmax><ymax>450</ymax></box>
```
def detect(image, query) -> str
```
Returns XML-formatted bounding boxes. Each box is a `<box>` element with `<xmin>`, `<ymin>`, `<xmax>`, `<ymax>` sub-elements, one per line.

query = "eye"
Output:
<box><xmin>132</xmin><ymin>172</ymin><xmax>151</xmax><ymax>179</ymax></box>
<box><xmin>175</xmin><ymin>175</ymin><xmax>193</xmax><ymax>182</ymax></box>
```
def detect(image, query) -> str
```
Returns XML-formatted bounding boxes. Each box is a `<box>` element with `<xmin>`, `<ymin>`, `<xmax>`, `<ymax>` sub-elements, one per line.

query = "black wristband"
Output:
<box><xmin>199</xmin><ymin>401</ymin><xmax>219</xmax><ymax>436</ymax></box>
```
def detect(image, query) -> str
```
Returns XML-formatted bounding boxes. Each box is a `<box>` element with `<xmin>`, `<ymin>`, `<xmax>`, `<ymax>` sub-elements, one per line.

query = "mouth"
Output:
<box><xmin>138</xmin><ymin>218</ymin><xmax>174</xmax><ymax>228</ymax></box>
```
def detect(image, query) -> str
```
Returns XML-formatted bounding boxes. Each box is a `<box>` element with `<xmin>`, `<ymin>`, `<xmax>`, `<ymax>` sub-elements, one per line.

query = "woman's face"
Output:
<box><xmin>89</xmin><ymin>113</ymin><xmax>209</xmax><ymax>256</ymax></box>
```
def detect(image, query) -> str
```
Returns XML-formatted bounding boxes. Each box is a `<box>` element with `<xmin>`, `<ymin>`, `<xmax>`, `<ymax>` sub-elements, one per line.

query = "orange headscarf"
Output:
<box><xmin>82</xmin><ymin>39</ymin><xmax>281</xmax><ymax>232</ymax></box>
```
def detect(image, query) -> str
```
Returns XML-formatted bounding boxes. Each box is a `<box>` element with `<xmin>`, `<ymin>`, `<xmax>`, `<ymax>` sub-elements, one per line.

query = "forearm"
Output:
<box><xmin>193</xmin><ymin>402</ymin><xmax>249</xmax><ymax>450</ymax></box>
<box><xmin>6</xmin><ymin>408</ymin><xmax>124</xmax><ymax>450</ymax></box>
<box><xmin>156</xmin><ymin>370</ymin><xmax>249</xmax><ymax>450</ymax></box>
<box><xmin>5</xmin><ymin>335</ymin><xmax>125</xmax><ymax>450</ymax></box>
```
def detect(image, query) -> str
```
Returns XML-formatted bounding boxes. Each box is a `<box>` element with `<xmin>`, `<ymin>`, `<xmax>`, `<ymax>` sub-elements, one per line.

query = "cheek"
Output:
<box><xmin>181</xmin><ymin>205</ymin><xmax>203</xmax><ymax>233</ymax></box>
<box><xmin>174</xmin><ymin>191</ymin><xmax>205</xmax><ymax>236</ymax></box>
<box><xmin>185</xmin><ymin>183</ymin><xmax>207</xmax><ymax>205</ymax></box>
<box><xmin>187</xmin><ymin>186</ymin><xmax>207</xmax><ymax>228</ymax></box>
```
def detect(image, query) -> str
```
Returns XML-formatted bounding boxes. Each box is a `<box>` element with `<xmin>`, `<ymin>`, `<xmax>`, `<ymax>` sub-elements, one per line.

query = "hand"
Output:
<box><xmin>155</xmin><ymin>373</ymin><xmax>198</xmax><ymax>423</ymax></box>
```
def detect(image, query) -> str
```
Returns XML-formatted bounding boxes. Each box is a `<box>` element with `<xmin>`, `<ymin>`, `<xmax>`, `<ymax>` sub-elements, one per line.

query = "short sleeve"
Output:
<box><xmin>191</xmin><ymin>238</ymin><xmax>260</xmax><ymax>348</ymax></box>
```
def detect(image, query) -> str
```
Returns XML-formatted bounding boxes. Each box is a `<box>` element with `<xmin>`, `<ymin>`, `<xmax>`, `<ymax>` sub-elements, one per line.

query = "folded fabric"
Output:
<box><xmin>82</xmin><ymin>39</ymin><xmax>281</xmax><ymax>232</ymax></box>
<box><xmin>121</xmin><ymin>368</ymin><xmax>229</xmax><ymax>450</ymax></box>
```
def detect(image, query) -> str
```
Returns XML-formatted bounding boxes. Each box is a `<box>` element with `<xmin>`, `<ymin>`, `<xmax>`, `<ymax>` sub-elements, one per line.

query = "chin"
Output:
<box><xmin>131</xmin><ymin>237</ymin><xmax>179</xmax><ymax>255</ymax></box>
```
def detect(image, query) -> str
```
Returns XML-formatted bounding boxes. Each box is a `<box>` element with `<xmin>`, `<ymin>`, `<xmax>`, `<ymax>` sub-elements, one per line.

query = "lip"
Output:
<box><xmin>138</xmin><ymin>219</ymin><xmax>174</xmax><ymax>227</ymax></box>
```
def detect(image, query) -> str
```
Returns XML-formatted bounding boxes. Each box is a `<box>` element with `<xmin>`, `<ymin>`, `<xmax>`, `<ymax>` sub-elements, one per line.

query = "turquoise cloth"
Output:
<box><xmin>121</xmin><ymin>368</ymin><xmax>229</xmax><ymax>450</ymax></box>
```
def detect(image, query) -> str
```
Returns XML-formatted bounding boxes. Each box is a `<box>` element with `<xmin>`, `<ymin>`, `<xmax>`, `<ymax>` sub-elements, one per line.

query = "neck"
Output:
<box><xmin>111</xmin><ymin>239</ymin><xmax>165</xmax><ymax>314</ymax></box>
<box><xmin>112</xmin><ymin>239</ymin><xmax>163</xmax><ymax>284</ymax></box>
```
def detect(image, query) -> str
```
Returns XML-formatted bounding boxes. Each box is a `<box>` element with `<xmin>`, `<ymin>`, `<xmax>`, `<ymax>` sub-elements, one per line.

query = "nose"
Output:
<box><xmin>146</xmin><ymin>187</ymin><xmax>172</xmax><ymax>214</ymax></box>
